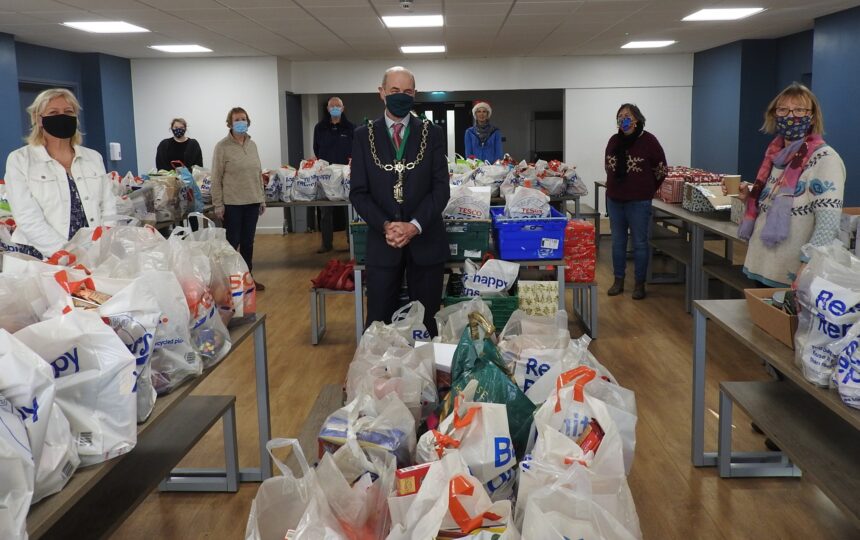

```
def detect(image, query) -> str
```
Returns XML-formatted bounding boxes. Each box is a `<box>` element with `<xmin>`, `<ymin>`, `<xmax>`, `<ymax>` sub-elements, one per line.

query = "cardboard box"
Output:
<box><xmin>744</xmin><ymin>288</ymin><xmax>798</xmax><ymax>349</ymax></box>
<box><xmin>840</xmin><ymin>207</ymin><xmax>860</xmax><ymax>233</ymax></box>
<box><xmin>682</xmin><ymin>183</ymin><xmax>733</xmax><ymax>213</ymax></box>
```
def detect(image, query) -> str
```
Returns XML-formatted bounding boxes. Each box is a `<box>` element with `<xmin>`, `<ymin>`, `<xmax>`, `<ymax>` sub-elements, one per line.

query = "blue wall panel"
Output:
<box><xmin>691</xmin><ymin>42</ymin><xmax>742</xmax><ymax>174</ymax></box>
<box><xmin>97</xmin><ymin>54</ymin><xmax>138</xmax><ymax>173</ymax></box>
<box><xmin>776</xmin><ymin>30</ymin><xmax>814</xmax><ymax>90</ymax></box>
<box><xmin>738</xmin><ymin>41</ymin><xmax>778</xmax><ymax>181</ymax></box>
<box><xmin>813</xmin><ymin>6</ymin><xmax>860</xmax><ymax>205</ymax></box>
<box><xmin>0</xmin><ymin>33</ymin><xmax>22</xmax><ymax>162</ymax></box>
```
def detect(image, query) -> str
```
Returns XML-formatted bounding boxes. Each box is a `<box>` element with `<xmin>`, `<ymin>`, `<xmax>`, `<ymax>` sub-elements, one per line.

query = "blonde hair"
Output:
<box><xmin>26</xmin><ymin>88</ymin><xmax>83</xmax><ymax>146</ymax></box>
<box><xmin>761</xmin><ymin>82</ymin><xmax>825</xmax><ymax>135</ymax></box>
<box><xmin>225</xmin><ymin>107</ymin><xmax>250</xmax><ymax>128</ymax></box>
<box><xmin>170</xmin><ymin>117</ymin><xmax>187</xmax><ymax>129</ymax></box>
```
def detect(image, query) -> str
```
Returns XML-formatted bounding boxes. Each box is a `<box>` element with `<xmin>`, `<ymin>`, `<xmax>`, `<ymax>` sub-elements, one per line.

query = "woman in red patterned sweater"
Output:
<box><xmin>604</xmin><ymin>103</ymin><xmax>667</xmax><ymax>300</ymax></box>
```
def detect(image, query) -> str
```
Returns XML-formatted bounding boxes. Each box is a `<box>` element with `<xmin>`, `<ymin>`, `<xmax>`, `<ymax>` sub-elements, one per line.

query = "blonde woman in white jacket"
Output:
<box><xmin>4</xmin><ymin>88</ymin><xmax>117</xmax><ymax>259</ymax></box>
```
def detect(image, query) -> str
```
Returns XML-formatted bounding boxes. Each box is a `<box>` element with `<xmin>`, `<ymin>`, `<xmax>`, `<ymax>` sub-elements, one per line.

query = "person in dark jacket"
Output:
<box><xmin>313</xmin><ymin>97</ymin><xmax>354</xmax><ymax>253</ymax></box>
<box><xmin>464</xmin><ymin>100</ymin><xmax>503</xmax><ymax>162</ymax></box>
<box><xmin>155</xmin><ymin>118</ymin><xmax>203</xmax><ymax>171</ymax></box>
<box><xmin>604</xmin><ymin>103</ymin><xmax>667</xmax><ymax>300</ymax></box>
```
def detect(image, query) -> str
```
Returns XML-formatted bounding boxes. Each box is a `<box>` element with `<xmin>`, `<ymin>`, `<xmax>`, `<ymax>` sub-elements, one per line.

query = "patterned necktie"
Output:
<box><xmin>393</xmin><ymin>122</ymin><xmax>403</xmax><ymax>150</ymax></box>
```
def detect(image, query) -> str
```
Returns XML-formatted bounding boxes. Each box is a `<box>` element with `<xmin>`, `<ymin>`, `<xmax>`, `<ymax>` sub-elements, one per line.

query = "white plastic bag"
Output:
<box><xmin>390</xmin><ymin>301</ymin><xmax>431</xmax><ymax>344</ymax></box>
<box><xmin>462</xmin><ymin>259</ymin><xmax>519</xmax><ymax>297</ymax></box>
<box><xmin>318</xmin><ymin>393</ymin><xmax>416</xmax><ymax>467</ymax></box>
<box><xmin>0</xmin><ymin>392</ymin><xmax>34</xmax><ymax>540</ymax></box>
<box><xmin>320</xmin><ymin>164</ymin><xmax>350</xmax><ymax>201</ymax></box>
<box><xmin>293</xmin><ymin>159</ymin><xmax>329</xmax><ymax>201</ymax></box>
<box><xmin>277</xmin><ymin>166</ymin><xmax>296</xmax><ymax>203</ymax></box>
<box><xmin>505</xmin><ymin>186</ymin><xmax>550</xmax><ymax>218</ymax></box>
<box><xmin>0</xmin><ymin>273</ymin><xmax>45</xmax><ymax>332</ymax></box>
<box><xmin>416</xmin><ymin>381</ymin><xmax>516</xmax><ymax>501</ymax></box>
<box><xmin>262</xmin><ymin>169</ymin><xmax>283</xmax><ymax>203</ymax></box>
<box><xmin>520</xmin><ymin>465</ymin><xmax>640</xmax><ymax>540</ymax></box>
<box><xmin>434</xmin><ymin>298</ymin><xmax>495</xmax><ymax>344</ymax></box>
<box><xmin>564</xmin><ymin>166</ymin><xmax>588</xmax><ymax>196</ymax></box>
<box><xmin>473</xmin><ymin>164</ymin><xmax>510</xmax><ymax>197</ymax></box>
<box><xmin>795</xmin><ymin>242</ymin><xmax>860</xmax><ymax>386</ymax></box>
<box><xmin>443</xmin><ymin>185</ymin><xmax>492</xmax><ymax>220</ymax></box>
<box><xmin>386</xmin><ymin>451</ymin><xmax>516</xmax><ymax>540</ymax></box>
<box><xmin>0</xmin><ymin>330</ymin><xmax>79</xmax><ymax>503</ymax></box>
<box><xmin>346</xmin><ymin>344</ymin><xmax>437</xmax><ymax>423</ymax></box>
<box><xmin>827</xmin><ymin>322</ymin><xmax>860</xmax><ymax>409</ymax></box>
<box><xmin>14</xmin><ymin>309</ymin><xmax>137</xmax><ymax>466</ymax></box>
<box><xmin>245</xmin><ymin>439</ymin><xmax>317</xmax><ymax>540</ymax></box>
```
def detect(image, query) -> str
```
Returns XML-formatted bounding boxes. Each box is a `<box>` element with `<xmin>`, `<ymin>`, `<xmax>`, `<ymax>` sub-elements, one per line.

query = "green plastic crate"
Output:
<box><xmin>445</xmin><ymin>219</ymin><xmax>491</xmax><ymax>261</ymax></box>
<box><xmin>350</xmin><ymin>219</ymin><xmax>489</xmax><ymax>263</ymax></box>
<box><xmin>350</xmin><ymin>221</ymin><xmax>368</xmax><ymax>263</ymax></box>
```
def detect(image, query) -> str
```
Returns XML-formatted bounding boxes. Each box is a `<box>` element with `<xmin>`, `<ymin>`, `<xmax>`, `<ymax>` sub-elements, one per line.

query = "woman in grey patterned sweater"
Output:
<box><xmin>734</xmin><ymin>83</ymin><xmax>846</xmax><ymax>287</ymax></box>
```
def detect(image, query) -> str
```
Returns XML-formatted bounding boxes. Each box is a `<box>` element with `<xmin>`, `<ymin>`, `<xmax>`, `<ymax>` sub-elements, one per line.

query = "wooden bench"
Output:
<box><xmin>310</xmin><ymin>287</ymin><xmax>354</xmax><ymax>345</ymax></box>
<box><xmin>28</xmin><ymin>395</ymin><xmax>237</xmax><ymax>539</ymax></box>
<box><xmin>701</xmin><ymin>263</ymin><xmax>760</xmax><ymax>298</ymax></box>
<box><xmin>718</xmin><ymin>381</ymin><xmax>860</xmax><ymax>526</ymax></box>
<box><xmin>649</xmin><ymin>237</ymin><xmax>729</xmax><ymax>312</ymax></box>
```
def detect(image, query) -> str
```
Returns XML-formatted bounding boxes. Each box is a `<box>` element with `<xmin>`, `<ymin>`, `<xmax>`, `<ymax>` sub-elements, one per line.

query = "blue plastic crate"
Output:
<box><xmin>490</xmin><ymin>206</ymin><xmax>567</xmax><ymax>260</ymax></box>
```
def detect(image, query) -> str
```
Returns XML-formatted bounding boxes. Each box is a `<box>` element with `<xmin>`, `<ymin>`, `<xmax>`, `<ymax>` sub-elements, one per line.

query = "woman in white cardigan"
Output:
<box><xmin>4</xmin><ymin>88</ymin><xmax>116</xmax><ymax>259</ymax></box>
<box><xmin>733</xmin><ymin>83</ymin><xmax>846</xmax><ymax>287</ymax></box>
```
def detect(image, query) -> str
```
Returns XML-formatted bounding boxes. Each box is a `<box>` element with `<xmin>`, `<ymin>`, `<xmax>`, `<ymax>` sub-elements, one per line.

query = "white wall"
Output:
<box><xmin>289</xmin><ymin>54</ymin><xmax>693</xmax><ymax>94</ymax></box>
<box><xmin>130</xmin><ymin>56</ymin><xmax>284</xmax><ymax>233</ymax></box>
<box><xmin>566</xmin><ymin>87</ymin><xmax>692</xmax><ymax>213</ymax></box>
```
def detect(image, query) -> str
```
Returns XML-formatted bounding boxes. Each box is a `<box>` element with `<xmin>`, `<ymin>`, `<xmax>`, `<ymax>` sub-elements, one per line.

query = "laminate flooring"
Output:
<box><xmin>110</xmin><ymin>230</ymin><xmax>858</xmax><ymax>539</ymax></box>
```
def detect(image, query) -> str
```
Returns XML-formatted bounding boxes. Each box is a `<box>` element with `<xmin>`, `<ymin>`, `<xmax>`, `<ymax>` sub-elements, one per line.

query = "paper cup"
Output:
<box><xmin>723</xmin><ymin>175</ymin><xmax>741</xmax><ymax>195</ymax></box>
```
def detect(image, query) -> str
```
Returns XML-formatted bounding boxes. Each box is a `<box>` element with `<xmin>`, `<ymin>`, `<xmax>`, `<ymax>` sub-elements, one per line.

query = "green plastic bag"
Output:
<box><xmin>441</xmin><ymin>317</ymin><xmax>536</xmax><ymax>459</ymax></box>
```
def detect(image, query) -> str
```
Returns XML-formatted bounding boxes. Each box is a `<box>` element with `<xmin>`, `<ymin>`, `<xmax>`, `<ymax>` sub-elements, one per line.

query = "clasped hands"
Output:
<box><xmin>384</xmin><ymin>221</ymin><xmax>418</xmax><ymax>249</ymax></box>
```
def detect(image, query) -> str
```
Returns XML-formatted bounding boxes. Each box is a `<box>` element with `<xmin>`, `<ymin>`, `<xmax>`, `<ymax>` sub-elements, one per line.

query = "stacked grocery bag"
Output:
<box><xmin>246</xmin><ymin>303</ymin><xmax>641</xmax><ymax>539</ymax></box>
<box><xmin>564</xmin><ymin>220</ymin><xmax>597</xmax><ymax>283</ymax></box>
<box><xmin>0</xmin><ymin>213</ymin><xmax>255</xmax><ymax>539</ymax></box>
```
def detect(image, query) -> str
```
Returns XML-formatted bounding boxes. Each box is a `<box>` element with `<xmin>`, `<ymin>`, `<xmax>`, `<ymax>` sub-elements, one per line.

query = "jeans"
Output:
<box><xmin>224</xmin><ymin>203</ymin><xmax>260</xmax><ymax>273</ymax></box>
<box><xmin>607</xmin><ymin>198</ymin><xmax>652</xmax><ymax>283</ymax></box>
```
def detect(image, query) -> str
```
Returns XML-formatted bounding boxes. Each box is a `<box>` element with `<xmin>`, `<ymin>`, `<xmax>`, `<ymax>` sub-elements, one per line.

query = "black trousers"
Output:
<box><xmin>366</xmin><ymin>250</ymin><xmax>444</xmax><ymax>337</ymax></box>
<box><xmin>224</xmin><ymin>203</ymin><xmax>260</xmax><ymax>273</ymax></box>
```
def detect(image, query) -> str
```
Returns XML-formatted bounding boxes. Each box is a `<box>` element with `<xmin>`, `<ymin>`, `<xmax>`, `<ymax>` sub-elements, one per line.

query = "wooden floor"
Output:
<box><xmin>111</xmin><ymin>229</ymin><xmax>858</xmax><ymax>539</ymax></box>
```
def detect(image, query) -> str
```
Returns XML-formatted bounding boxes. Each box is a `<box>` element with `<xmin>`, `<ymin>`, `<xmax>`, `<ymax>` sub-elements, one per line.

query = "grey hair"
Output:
<box><xmin>382</xmin><ymin>66</ymin><xmax>415</xmax><ymax>88</ymax></box>
<box><xmin>327</xmin><ymin>96</ymin><xmax>343</xmax><ymax>106</ymax></box>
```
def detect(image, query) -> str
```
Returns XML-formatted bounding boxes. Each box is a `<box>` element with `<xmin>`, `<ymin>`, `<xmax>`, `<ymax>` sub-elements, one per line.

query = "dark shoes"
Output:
<box><xmin>632</xmin><ymin>281</ymin><xmax>646</xmax><ymax>300</ymax></box>
<box><xmin>607</xmin><ymin>278</ymin><xmax>624</xmax><ymax>296</ymax></box>
<box><xmin>255</xmin><ymin>281</ymin><xmax>266</xmax><ymax>292</ymax></box>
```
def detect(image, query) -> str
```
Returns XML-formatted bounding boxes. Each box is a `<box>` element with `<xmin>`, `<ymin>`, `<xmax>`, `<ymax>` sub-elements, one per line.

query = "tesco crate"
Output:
<box><xmin>490</xmin><ymin>206</ymin><xmax>567</xmax><ymax>260</ymax></box>
<box><xmin>350</xmin><ymin>221</ymin><xmax>367</xmax><ymax>263</ymax></box>
<box><xmin>446</xmin><ymin>219</ymin><xmax>491</xmax><ymax>261</ymax></box>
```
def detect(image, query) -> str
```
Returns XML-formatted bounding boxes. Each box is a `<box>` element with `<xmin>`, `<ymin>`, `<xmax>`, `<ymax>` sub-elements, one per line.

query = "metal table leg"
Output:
<box><xmin>354</xmin><ymin>267</ymin><xmax>364</xmax><ymax>345</ymax></box>
<box><xmin>692</xmin><ymin>305</ymin><xmax>710</xmax><ymax>467</ymax></box>
<box><xmin>691</xmin><ymin>224</ymin><xmax>704</xmax><ymax>304</ymax></box>
<box><xmin>251</xmin><ymin>319</ymin><xmax>272</xmax><ymax>481</ymax></box>
<box><xmin>557</xmin><ymin>264</ymin><xmax>565</xmax><ymax>311</ymax></box>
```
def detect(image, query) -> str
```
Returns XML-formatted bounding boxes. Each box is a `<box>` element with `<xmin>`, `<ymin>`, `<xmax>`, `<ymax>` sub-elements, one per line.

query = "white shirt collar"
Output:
<box><xmin>384</xmin><ymin>112</ymin><xmax>410</xmax><ymax>131</ymax></box>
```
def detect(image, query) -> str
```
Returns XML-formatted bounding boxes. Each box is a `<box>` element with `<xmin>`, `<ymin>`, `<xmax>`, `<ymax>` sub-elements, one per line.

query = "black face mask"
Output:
<box><xmin>41</xmin><ymin>114</ymin><xmax>78</xmax><ymax>139</ymax></box>
<box><xmin>172</xmin><ymin>128</ymin><xmax>186</xmax><ymax>138</ymax></box>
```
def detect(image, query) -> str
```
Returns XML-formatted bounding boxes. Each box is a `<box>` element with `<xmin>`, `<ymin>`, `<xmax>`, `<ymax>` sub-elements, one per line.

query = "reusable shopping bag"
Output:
<box><xmin>520</xmin><ymin>465</ymin><xmax>640</xmax><ymax>540</ymax></box>
<box><xmin>386</xmin><ymin>451</ymin><xmax>518</xmax><ymax>539</ymax></box>
<box><xmin>278</xmin><ymin>166</ymin><xmax>296</xmax><ymax>203</ymax></box>
<box><xmin>504</xmin><ymin>186</ymin><xmax>550</xmax><ymax>218</ymax></box>
<box><xmin>0</xmin><ymin>330</ymin><xmax>79</xmax><ymax>503</ymax></box>
<box><xmin>416</xmin><ymin>380</ymin><xmax>516</xmax><ymax>501</ymax></box>
<box><xmin>0</xmin><ymin>391</ymin><xmax>34</xmax><ymax>540</ymax></box>
<box><xmin>320</xmin><ymin>164</ymin><xmax>350</xmax><ymax>201</ymax></box>
<box><xmin>14</xmin><ymin>309</ymin><xmax>137</xmax><ymax>466</ymax></box>
<box><xmin>443</xmin><ymin>185</ymin><xmax>492</xmax><ymax>220</ymax></box>
<box><xmin>293</xmin><ymin>159</ymin><xmax>329</xmax><ymax>201</ymax></box>
<box><xmin>443</xmin><ymin>319</ymin><xmax>536</xmax><ymax>460</ymax></box>
<box><xmin>245</xmin><ymin>439</ymin><xmax>318</xmax><ymax>540</ymax></box>
<box><xmin>795</xmin><ymin>242</ymin><xmax>860</xmax><ymax>386</ymax></box>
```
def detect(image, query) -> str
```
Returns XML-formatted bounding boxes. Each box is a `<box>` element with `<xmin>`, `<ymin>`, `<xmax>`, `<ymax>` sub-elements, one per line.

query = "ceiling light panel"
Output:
<box><xmin>683</xmin><ymin>8</ymin><xmax>765</xmax><ymax>21</ymax></box>
<box><xmin>149</xmin><ymin>44</ymin><xmax>212</xmax><ymax>53</ymax></box>
<box><xmin>621</xmin><ymin>40</ymin><xmax>676</xmax><ymax>49</ymax></box>
<box><xmin>383</xmin><ymin>15</ymin><xmax>444</xmax><ymax>28</ymax></box>
<box><xmin>401</xmin><ymin>45</ymin><xmax>446</xmax><ymax>53</ymax></box>
<box><xmin>62</xmin><ymin>21</ymin><xmax>149</xmax><ymax>33</ymax></box>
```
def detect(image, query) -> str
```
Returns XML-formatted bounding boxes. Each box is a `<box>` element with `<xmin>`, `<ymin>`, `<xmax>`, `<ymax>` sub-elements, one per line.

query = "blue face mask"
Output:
<box><xmin>618</xmin><ymin>117</ymin><xmax>633</xmax><ymax>132</ymax></box>
<box><xmin>776</xmin><ymin>115</ymin><xmax>811</xmax><ymax>141</ymax></box>
<box><xmin>232</xmin><ymin>120</ymin><xmax>248</xmax><ymax>134</ymax></box>
<box><xmin>385</xmin><ymin>93</ymin><xmax>414</xmax><ymax>118</ymax></box>
<box><xmin>329</xmin><ymin>107</ymin><xmax>342</xmax><ymax>118</ymax></box>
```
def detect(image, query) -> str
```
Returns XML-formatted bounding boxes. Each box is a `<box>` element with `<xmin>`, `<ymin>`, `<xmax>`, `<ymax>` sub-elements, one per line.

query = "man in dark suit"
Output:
<box><xmin>349</xmin><ymin>66</ymin><xmax>449</xmax><ymax>335</ymax></box>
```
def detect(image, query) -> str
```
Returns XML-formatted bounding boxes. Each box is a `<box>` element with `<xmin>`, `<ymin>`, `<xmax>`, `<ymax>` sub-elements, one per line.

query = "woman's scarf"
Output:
<box><xmin>613</xmin><ymin>123</ymin><xmax>644</xmax><ymax>180</ymax></box>
<box><xmin>474</xmin><ymin>122</ymin><xmax>497</xmax><ymax>145</ymax></box>
<box><xmin>738</xmin><ymin>133</ymin><xmax>825</xmax><ymax>246</ymax></box>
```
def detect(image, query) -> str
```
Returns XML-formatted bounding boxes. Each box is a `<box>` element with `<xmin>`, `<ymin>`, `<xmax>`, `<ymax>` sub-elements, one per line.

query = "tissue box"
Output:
<box><xmin>682</xmin><ymin>183</ymin><xmax>732</xmax><ymax>213</ymax></box>
<box><xmin>730</xmin><ymin>195</ymin><xmax>745</xmax><ymax>225</ymax></box>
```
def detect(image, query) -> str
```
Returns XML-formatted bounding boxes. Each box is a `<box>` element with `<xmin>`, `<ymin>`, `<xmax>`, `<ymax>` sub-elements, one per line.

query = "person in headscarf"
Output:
<box><xmin>464</xmin><ymin>100</ymin><xmax>503</xmax><ymax>163</ymax></box>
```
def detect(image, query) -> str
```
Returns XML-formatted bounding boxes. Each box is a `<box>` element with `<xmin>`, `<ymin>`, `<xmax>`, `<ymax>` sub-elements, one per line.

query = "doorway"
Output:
<box><xmin>413</xmin><ymin>100</ymin><xmax>471</xmax><ymax>158</ymax></box>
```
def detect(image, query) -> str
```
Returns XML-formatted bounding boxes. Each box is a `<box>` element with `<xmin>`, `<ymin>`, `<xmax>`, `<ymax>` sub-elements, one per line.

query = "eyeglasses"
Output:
<box><xmin>774</xmin><ymin>107</ymin><xmax>811</xmax><ymax>117</ymax></box>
